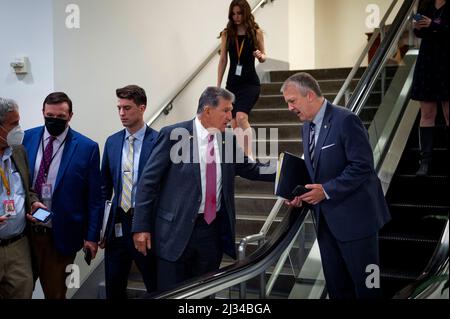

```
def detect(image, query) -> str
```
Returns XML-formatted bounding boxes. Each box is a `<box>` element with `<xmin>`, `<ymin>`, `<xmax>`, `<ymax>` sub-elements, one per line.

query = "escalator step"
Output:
<box><xmin>379</xmin><ymin>233</ymin><xmax>439</xmax><ymax>244</ymax></box>
<box><xmin>389</xmin><ymin>202</ymin><xmax>449</xmax><ymax>210</ymax></box>
<box><xmin>381</xmin><ymin>269</ymin><xmax>420</xmax><ymax>281</ymax></box>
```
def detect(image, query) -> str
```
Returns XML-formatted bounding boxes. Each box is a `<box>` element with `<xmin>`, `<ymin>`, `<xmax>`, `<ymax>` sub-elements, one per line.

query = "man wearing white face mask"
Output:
<box><xmin>0</xmin><ymin>98</ymin><xmax>40</xmax><ymax>299</ymax></box>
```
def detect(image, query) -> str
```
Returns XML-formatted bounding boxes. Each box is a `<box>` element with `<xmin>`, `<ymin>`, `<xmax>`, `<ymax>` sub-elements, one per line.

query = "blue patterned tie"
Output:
<box><xmin>309</xmin><ymin>123</ymin><xmax>316</xmax><ymax>168</ymax></box>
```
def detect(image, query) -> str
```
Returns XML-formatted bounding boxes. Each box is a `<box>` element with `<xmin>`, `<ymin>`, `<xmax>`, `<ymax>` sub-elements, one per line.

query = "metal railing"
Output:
<box><xmin>237</xmin><ymin>199</ymin><xmax>285</xmax><ymax>298</ymax></box>
<box><xmin>147</xmin><ymin>0</ymin><xmax>275</xmax><ymax>127</ymax></box>
<box><xmin>346</xmin><ymin>0</ymin><xmax>417</xmax><ymax>114</ymax></box>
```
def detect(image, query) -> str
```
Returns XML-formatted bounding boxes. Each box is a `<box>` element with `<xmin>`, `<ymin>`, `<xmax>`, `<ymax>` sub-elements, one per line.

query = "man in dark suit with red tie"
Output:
<box><xmin>132</xmin><ymin>87</ymin><xmax>275</xmax><ymax>291</ymax></box>
<box><xmin>282</xmin><ymin>73</ymin><xmax>391</xmax><ymax>299</ymax></box>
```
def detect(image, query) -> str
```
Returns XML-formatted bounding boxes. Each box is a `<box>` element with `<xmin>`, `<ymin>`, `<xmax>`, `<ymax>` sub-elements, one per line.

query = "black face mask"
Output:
<box><xmin>45</xmin><ymin>117</ymin><xmax>68</xmax><ymax>136</ymax></box>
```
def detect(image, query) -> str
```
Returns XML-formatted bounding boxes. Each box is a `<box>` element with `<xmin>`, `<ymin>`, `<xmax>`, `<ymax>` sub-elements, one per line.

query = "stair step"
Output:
<box><xmin>379</xmin><ymin>233</ymin><xmax>439</xmax><ymax>244</ymax></box>
<box><xmin>379</xmin><ymin>238</ymin><xmax>435</xmax><ymax>279</ymax></box>
<box><xmin>252</xmin><ymin>123</ymin><xmax>302</xmax><ymax>139</ymax></box>
<box><xmin>250</xmin><ymin>108</ymin><xmax>299</xmax><ymax>123</ymax></box>
<box><xmin>269</xmin><ymin>67</ymin><xmax>366</xmax><ymax>82</ymax></box>
<box><xmin>381</xmin><ymin>269</ymin><xmax>420</xmax><ymax>281</ymax></box>
<box><xmin>389</xmin><ymin>202</ymin><xmax>449</xmax><ymax>211</ymax></box>
<box><xmin>387</xmin><ymin>174</ymin><xmax>449</xmax><ymax>206</ymax></box>
<box><xmin>235</xmin><ymin>194</ymin><xmax>279</xmax><ymax>215</ymax></box>
<box><xmin>242</xmin><ymin>133</ymin><xmax>302</xmax><ymax>154</ymax></box>
<box><xmin>254</xmin><ymin>93</ymin><xmax>382</xmax><ymax>110</ymax></box>
<box><xmin>269</xmin><ymin>66</ymin><xmax>398</xmax><ymax>82</ymax></box>
<box><xmin>235</xmin><ymin>176</ymin><xmax>275</xmax><ymax>194</ymax></box>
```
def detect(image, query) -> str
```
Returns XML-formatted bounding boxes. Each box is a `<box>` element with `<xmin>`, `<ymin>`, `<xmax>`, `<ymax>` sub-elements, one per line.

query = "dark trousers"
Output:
<box><xmin>104</xmin><ymin>208</ymin><xmax>157</xmax><ymax>299</ymax></box>
<box><xmin>157</xmin><ymin>214</ymin><xmax>223</xmax><ymax>292</ymax></box>
<box><xmin>317</xmin><ymin>214</ymin><xmax>382</xmax><ymax>299</ymax></box>
<box><xmin>30</xmin><ymin>230</ymin><xmax>76</xmax><ymax>299</ymax></box>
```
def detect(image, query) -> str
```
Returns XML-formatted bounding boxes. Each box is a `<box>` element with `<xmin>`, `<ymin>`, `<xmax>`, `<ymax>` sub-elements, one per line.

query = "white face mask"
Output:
<box><xmin>1</xmin><ymin>125</ymin><xmax>25</xmax><ymax>146</ymax></box>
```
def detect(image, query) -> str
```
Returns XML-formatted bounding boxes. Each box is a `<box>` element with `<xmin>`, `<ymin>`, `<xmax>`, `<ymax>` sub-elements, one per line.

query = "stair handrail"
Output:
<box><xmin>333</xmin><ymin>0</ymin><xmax>399</xmax><ymax>106</ymax></box>
<box><xmin>147</xmin><ymin>0</ymin><xmax>275</xmax><ymax>127</ymax></box>
<box><xmin>237</xmin><ymin>198</ymin><xmax>284</xmax><ymax>298</ymax></box>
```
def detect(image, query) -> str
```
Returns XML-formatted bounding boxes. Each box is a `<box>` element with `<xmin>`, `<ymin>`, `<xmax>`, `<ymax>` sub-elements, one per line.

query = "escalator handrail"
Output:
<box><xmin>147</xmin><ymin>0</ymin><xmax>275</xmax><ymax>127</ymax></box>
<box><xmin>347</xmin><ymin>0</ymin><xmax>416</xmax><ymax>116</ymax></box>
<box><xmin>153</xmin><ymin>206</ymin><xmax>308</xmax><ymax>299</ymax></box>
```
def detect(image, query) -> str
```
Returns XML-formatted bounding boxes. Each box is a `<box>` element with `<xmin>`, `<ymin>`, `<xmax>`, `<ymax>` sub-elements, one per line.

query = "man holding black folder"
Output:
<box><xmin>281</xmin><ymin>73</ymin><xmax>391</xmax><ymax>299</ymax></box>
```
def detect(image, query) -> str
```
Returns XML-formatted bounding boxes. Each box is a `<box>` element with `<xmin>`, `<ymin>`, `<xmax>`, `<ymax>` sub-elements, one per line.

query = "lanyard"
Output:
<box><xmin>235</xmin><ymin>36</ymin><xmax>245</xmax><ymax>64</ymax></box>
<box><xmin>40</xmin><ymin>135</ymin><xmax>68</xmax><ymax>180</ymax></box>
<box><xmin>0</xmin><ymin>165</ymin><xmax>11</xmax><ymax>197</ymax></box>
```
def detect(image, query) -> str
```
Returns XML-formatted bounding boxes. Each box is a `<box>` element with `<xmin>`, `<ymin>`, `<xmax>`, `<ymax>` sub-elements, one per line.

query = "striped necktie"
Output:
<box><xmin>120</xmin><ymin>135</ymin><xmax>135</xmax><ymax>213</ymax></box>
<box><xmin>309</xmin><ymin>122</ymin><xmax>316</xmax><ymax>168</ymax></box>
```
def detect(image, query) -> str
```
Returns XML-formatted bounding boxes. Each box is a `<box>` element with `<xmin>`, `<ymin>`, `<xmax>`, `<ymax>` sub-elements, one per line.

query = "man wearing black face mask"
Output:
<box><xmin>22</xmin><ymin>92</ymin><xmax>103</xmax><ymax>299</ymax></box>
<box><xmin>0</xmin><ymin>98</ymin><xmax>40</xmax><ymax>299</ymax></box>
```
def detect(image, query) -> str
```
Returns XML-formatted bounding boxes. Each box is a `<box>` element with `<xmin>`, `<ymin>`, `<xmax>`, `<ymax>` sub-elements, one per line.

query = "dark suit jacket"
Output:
<box><xmin>10</xmin><ymin>145</ymin><xmax>40</xmax><ymax>215</ymax></box>
<box><xmin>101</xmin><ymin>126</ymin><xmax>158</xmax><ymax>243</ymax></box>
<box><xmin>23</xmin><ymin>126</ymin><xmax>103</xmax><ymax>256</ymax></box>
<box><xmin>132</xmin><ymin>119</ymin><xmax>275</xmax><ymax>261</ymax></box>
<box><xmin>303</xmin><ymin>102</ymin><xmax>391</xmax><ymax>242</ymax></box>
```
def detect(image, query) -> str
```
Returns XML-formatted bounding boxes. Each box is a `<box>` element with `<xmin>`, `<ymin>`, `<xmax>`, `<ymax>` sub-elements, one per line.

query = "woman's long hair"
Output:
<box><xmin>219</xmin><ymin>0</ymin><xmax>261</xmax><ymax>49</ymax></box>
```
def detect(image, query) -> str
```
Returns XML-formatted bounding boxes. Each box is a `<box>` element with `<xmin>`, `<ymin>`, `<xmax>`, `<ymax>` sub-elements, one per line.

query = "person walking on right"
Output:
<box><xmin>217</xmin><ymin>0</ymin><xmax>266</xmax><ymax>158</ymax></box>
<box><xmin>411</xmin><ymin>0</ymin><xmax>449</xmax><ymax>176</ymax></box>
<box><xmin>282</xmin><ymin>73</ymin><xmax>391</xmax><ymax>299</ymax></box>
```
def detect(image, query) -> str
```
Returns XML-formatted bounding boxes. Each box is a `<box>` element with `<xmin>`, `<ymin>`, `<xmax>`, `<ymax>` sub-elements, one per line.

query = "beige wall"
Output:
<box><xmin>0</xmin><ymin>0</ymin><xmax>54</xmax><ymax>130</ymax></box>
<box><xmin>314</xmin><ymin>0</ymin><xmax>402</xmax><ymax>69</ymax></box>
<box><xmin>51</xmin><ymin>0</ymin><xmax>404</xmax><ymax>146</ymax></box>
<box><xmin>289</xmin><ymin>0</ymin><xmax>315</xmax><ymax>70</ymax></box>
<box><xmin>53</xmin><ymin>0</ymin><xmax>232</xmax><ymax>141</ymax></box>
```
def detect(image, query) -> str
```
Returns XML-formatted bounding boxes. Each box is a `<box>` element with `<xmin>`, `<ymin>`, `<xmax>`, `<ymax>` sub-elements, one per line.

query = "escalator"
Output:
<box><xmin>380</xmin><ymin>111</ymin><xmax>449</xmax><ymax>298</ymax></box>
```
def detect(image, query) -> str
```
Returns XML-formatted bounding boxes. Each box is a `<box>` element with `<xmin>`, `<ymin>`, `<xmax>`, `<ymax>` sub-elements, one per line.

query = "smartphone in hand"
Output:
<box><xmin>413</xmin><ymin>13</ymin><xmax>423</xmax><ymax>21</ymax></box>
<box><xmin>84</xmin><ymin>248</ymin><xmax>92</xmax><ymax>266</ymax></box>
<box><xmin>292</xmin><ymin>185</ymin><xmax>310</xmax><ymax>197</ymax></box>
<box><xmin>32</xmin><ymin>208</ymin><xmax>52</xmax><ymax>223</ymax></box>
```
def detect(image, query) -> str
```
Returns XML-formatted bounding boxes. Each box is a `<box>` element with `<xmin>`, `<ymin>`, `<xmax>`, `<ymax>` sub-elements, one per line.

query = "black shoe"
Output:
<box><xmin>416</xmin><ymin>160</ymin><xmax>429</xmax><ymax>176</ymax></box>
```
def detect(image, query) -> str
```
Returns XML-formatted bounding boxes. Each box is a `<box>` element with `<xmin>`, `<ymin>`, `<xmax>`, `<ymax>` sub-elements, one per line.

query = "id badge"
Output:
<box><xmin>41</xmin><ymin>184</ymin><xmax>53</xmax><ymax>200</ymax></box>
<box><xmin>3</xmin><ymin>199</ymin><xmax>16</xmax><ymax>216</ymax></box>
<box><xmin>235</xmin><ymin>64</ymin><xmax>243</xmax><ymax>76</ymax></box>
<box><xmin>115</xmin><ymin>223</ymin><xmax>123</xmax><ymax>238</ymax></box>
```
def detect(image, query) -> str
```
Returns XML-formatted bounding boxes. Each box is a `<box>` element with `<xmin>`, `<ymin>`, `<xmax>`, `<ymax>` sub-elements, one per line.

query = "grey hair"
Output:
<box><xmin>281</xmin><ymin>72</ymin><xmax>323</xmax><ymax>98</ymax></box>
<box><xmin>197</xmin><ymin>87</ymin><xmax>235</xmax><ymax>114</ymax></box>
<box><xmin>0</xmin><ymin>97</ymin><xmax>19</xmax><ymax>126</ymax></box>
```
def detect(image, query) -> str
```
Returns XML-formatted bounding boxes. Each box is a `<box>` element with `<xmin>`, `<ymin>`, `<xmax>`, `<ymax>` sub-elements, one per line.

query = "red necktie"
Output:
<box><xmin>34</xmin><ymin>136</ymin><xmax>56</xmax><ymax>199</ymax></box>
<box><xmin>204</xmin><ymin>134</ymin><xmax>217</xmax><ymax>224</ymax></box>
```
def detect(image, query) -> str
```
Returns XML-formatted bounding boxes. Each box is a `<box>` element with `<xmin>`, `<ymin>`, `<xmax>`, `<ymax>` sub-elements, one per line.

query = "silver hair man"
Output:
<box><xmin>0</xmin><ymin>98</ymin><xmax>19</xmax><ymax>125</ymax></box>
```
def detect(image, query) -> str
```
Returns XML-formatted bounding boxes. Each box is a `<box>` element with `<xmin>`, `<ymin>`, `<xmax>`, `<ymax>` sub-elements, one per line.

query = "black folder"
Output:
<box><xmin>275</xmin><ymin>152</ymin><xmax>312</xmax><ymax>200</ymax></box>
